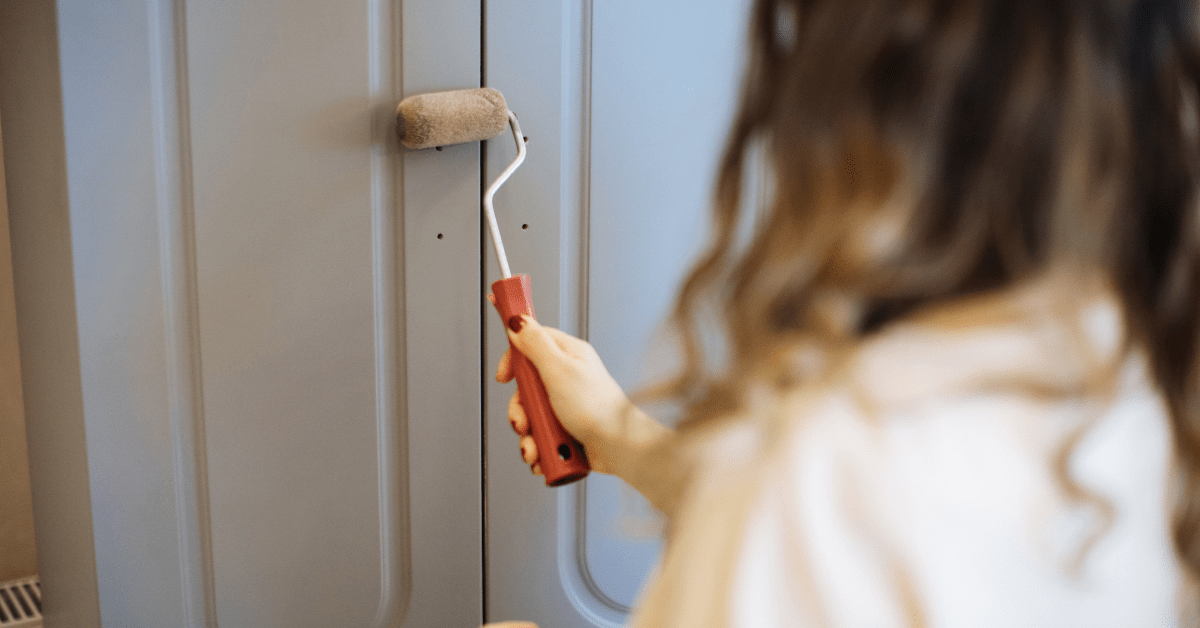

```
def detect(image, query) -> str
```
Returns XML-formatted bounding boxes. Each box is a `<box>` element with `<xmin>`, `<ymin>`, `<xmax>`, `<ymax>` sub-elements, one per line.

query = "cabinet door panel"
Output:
<box><xmin>484</xmin><ymin>1</ymin><xmax>752</xmax><ymax>625</ymax></box>
<box><xmin>2</xmin><ymin>1</ymin><xmax>484</xmax><ymax>626</ymax></box>
<box><xmin>186</xmin><ymin>2</ymin><xmax>389</xmax><ymax>625</ymax></box>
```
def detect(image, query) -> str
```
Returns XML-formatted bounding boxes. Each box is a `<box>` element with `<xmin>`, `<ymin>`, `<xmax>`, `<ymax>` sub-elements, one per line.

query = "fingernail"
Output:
<box><xmin>508</xmin><ymin>316</ymin><xmax>524</xmax><ymax>333</ymax></box>
<box><xmin>510</xmin><ymin>418</ymin><xmax>518</xmax><ymax>431</ymax></box>
<box><xmin>520</xmin><ymin>445</ymin><xmax>527</xmax><ymax>459</ymax></box>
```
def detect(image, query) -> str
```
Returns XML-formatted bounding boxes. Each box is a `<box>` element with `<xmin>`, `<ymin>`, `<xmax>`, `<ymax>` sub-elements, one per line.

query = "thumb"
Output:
<box><xmin>507</xmin><ymin>315</ymin><xmax>565</xmax><ymax>371</ymax></box>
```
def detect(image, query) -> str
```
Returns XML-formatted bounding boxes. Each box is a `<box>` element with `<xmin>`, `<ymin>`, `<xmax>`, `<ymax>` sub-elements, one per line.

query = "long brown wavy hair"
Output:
<box><xmin>660</xmin><ymin>0</ymin><xmax>1200</xmax><ymax>581</ymax></box>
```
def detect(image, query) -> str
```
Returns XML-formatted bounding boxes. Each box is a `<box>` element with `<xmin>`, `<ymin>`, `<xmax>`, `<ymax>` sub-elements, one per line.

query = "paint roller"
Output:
<box><xmin>396</xmin><ymin>88</ymin><xmax>590</xmax><ymax>487</ymax></box>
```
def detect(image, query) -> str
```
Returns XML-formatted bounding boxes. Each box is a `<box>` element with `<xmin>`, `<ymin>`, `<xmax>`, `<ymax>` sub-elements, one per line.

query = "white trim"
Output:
<box><xmin>148</xmin><ymin>0</ymin><xmax>218</xmax><ymax>625</ymax></box>
<box><xmin>368</xmin><ymin>0</ymin><xmax>410</xmax><ymax>624</ymax></box>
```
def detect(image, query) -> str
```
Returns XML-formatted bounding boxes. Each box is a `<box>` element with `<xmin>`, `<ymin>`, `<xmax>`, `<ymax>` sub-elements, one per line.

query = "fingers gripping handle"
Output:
<box><xmin>490</xmin><ymin>275</ymin><xmax>590</xmax><ymax>486</ymax></box>
<box><xmin>509</xmin><ymin>350</ymin><xmax>590</xmax><ymax>487</ymax></box>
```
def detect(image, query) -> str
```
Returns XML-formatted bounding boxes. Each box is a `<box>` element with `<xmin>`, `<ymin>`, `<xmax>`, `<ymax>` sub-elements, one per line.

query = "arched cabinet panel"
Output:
<box><xmin>483</xmin><ymin>1</ymin><xmax>752</xmax><ymax>626</ymax></box>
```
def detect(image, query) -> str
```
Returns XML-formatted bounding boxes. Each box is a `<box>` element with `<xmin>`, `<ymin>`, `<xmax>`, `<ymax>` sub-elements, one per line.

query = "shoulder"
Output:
<box><xmin>647</xmin><ymin>277</ymin><xmax>1183</xmax><ymax>627</ymax></box>
<box><xmin>722</xmin><ymin>282</ymin><xmax>1182</xmax><ymax>627</ymax></box>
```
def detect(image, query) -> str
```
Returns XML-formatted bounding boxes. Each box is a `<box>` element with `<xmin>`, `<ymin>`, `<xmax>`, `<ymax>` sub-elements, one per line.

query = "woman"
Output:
<box><xmin>495</xmin><ymin>0</ymin><xmax>1200</xmax><ymax>625</ymax></box>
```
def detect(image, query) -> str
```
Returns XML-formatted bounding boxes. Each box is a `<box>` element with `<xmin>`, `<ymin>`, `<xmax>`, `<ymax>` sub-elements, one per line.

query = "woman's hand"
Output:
<box><xmin>496</xmin><ymin>315</ymin><xmax>631</xmax><ymax>476</ymax></box>
<box><xmin>496</xmin><ymin>315</ymin><xmax>684</xmax><ymax>514</ymax></box>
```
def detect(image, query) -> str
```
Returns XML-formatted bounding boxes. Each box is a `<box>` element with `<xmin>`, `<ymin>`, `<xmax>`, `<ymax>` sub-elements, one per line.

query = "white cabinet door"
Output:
<box><xmin>1</xmin><ymin>0</ymin><xmax>752</xmax><ymax>626</ymax></box>
<box><xmin>483</xmin><ymin>1</ymin><xmax>753</xmax><ymax>626</ymax></box>
<box><xmin>0</xmin><ymin>1</ymin><xmax>485</xmax><ymax>626</ymax></box>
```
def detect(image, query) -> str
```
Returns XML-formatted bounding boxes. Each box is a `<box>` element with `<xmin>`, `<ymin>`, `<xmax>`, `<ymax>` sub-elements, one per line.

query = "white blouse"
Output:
<box><xmin>630</xmin><ymin>283</ymin><xmax>1186</xmax><ymax>627</ymax></box>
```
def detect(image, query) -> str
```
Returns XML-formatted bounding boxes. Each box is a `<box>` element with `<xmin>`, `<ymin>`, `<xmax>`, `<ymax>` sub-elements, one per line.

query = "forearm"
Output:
<box><xmin>593</xmin><ymin>404</ymin><xmax>688</xmax><ymax>517</ymax></box>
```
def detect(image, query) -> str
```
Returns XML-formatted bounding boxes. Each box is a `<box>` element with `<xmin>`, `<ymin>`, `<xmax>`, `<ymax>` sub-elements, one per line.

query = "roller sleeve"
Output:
<box><xmin>395</xmin><ymin>87</ymin><xmax>510</xmax><ymax>149</ymax></box>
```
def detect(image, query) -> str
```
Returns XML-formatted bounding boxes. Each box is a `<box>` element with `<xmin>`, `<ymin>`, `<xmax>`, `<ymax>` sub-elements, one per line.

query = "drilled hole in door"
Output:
<box><xmin>521</xmin><ymin>224</ymin><xmax>529</xmax><ymax>230</ymax></box>
<box><xmin>437</xmin><ymin>233</ymin><xmax>444</xmax><ymax>240</ymax></box>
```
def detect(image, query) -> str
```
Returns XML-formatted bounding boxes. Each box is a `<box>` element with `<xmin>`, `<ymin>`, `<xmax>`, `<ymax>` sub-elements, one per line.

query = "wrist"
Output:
<box><xmin>592</xmin><ymin>403</ymin><xmax>680</xmax><ymax>510</ymax></box>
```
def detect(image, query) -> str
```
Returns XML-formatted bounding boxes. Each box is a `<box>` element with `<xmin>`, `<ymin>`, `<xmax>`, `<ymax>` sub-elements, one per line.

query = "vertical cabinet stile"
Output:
<box><xmin>400</xmin><ymin>0</ymin><xmax>486</xmax><ymax>626</ymax></box>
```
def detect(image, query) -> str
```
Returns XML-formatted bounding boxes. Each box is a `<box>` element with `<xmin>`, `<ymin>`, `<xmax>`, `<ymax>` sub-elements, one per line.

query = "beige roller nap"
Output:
<box><xmin>395</xmin><ymin>87</ymin><xmax>509</xmax><ymax>149</ymax></box>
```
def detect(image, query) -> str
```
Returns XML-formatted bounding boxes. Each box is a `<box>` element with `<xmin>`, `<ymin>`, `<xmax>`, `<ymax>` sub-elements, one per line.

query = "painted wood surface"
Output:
<box><xmin>484</xmin><ymin>1</ymin><xmax>752</xmax><ymax>625</ymax></box>
<box><xmin>0</xmin><ymin>0</ymin><xmax>484</xmax><ymax>626</ymax></box>
<box><xmin>2</xmin><ymin>1</ymin><xmax>755</xmax><ymax>626</ymax></box>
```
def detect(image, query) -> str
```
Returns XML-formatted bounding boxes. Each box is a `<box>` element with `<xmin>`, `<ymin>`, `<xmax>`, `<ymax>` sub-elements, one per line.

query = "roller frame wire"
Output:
<box><xmin>484</xmin><ymin>110</ymin><xmax>526</xmax><ymax>279</ymax></box>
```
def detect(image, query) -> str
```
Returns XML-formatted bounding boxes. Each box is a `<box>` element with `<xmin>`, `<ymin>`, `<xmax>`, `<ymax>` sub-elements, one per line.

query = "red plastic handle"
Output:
<box><xmin>489</xmin><ymin>275</ymin><xmax>590</xmax><ymax>486</ymax></box>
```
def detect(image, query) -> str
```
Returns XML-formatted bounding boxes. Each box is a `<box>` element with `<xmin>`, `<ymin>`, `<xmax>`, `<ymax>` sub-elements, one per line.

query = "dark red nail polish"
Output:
<box><xmin>508</xmin><ymin>316</ymin><xmax>524</xmax><ymax>333</ymax></box>
<box><xmin>520</xmin><ymin>445</ymin><xmax>527</xmax><ymax>459</ymax></box>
